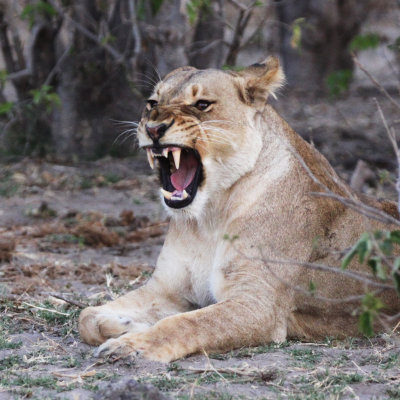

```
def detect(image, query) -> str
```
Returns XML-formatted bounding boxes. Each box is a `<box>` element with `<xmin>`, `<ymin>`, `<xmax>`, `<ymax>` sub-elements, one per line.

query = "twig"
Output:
<box><xmin>41</xmin><ymin>333</ymin><xmax>69</xmax><ymax>354</ymax></box>
<box><xmin>374</xmin><ymin>98</ymin><xmax>400</xmax><ymax>215</ymax></box>
<box><xmin>47</xmin><ymin>293</ymin><xmax>87</xmax><ymax>309</ymax></box>
<box><xmin>225</xmin><ymin>1</ymin><xmax>258</xmax><ymax>65</ymax></box>
<box><xmin>22</xmin><ymin>302</ymin><xmax>70</xmax><ymax>316</ymax></box>
<box><xmin>287</xmin><ymin>143</ymin><xmax>400</xmax><ymax>226</ymax></box>
<box><xmin>257</xmin><ymin>256</ymin><xmax>395</xmax><ymax>291</ymax></box>
<box><xmin>352</xmin><ymin>54</ymin><xmax>400</xmax><ymax>112</ymax></box>
<box><xmin>228</xmin><ymin>242</ymin><xmax>394</xmax><ymax>306</ymax></box>
<box><xmin>310</xmin><ymin>191</ymin><xmax>400</xmax><ymax>227</ymax></box>
<box><xmin>48</xmin><ymin>0</ymin><xmax>125</xmax><ymax>63</ymax></box>
<box><xmin>128</xmin><ymin>0</ymin><xmax>141</xmax><ymax>59</ymax></box>
<box><xmin>226</xmin><ymin>0</ymin><xmax>248</xmax><ymax>11</ymax></box>
<box><xmin>43</xmin><ymin>44</ymin><xmax>73</xmax><ymax>87</ymax></box>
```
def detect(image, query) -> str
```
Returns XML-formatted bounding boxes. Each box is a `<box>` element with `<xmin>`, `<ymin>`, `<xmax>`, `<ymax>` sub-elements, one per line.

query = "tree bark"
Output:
<box><xmin>275</xmin><ymin>0</ymin><xmax>371</xmax><ymax>92</ymax></box>
<box><xmin>189</xmin><ymin>0</ymin><xmax>224</xmax><ymax>69</ymax></box>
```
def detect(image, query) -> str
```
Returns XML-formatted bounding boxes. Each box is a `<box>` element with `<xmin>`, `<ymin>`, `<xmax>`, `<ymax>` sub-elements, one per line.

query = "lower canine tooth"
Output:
<box><xmin>182</xmin><ymin>190</ymin><xmax>189</xmax><ymax>199</ymax></box>
<box><xmin>160</xmin><ymin>188</ymin><xmax>173</xmax><ymax>200</ymax></box>
<box><xmin>146</xmin><ymin>149</ymin><xmax>154</xmax><ymax>169</ymax></box>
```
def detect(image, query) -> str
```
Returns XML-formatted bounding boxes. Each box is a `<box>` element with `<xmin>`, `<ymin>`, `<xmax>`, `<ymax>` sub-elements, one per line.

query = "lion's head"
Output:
<box><xmin>137</xmin><ymin>56</ymin><xmax>285</xmax><ymax>218</ymax></box>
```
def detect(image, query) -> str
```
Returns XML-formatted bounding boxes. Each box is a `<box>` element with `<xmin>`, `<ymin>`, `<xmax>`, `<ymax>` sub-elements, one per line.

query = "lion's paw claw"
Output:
<box><xmin>94</xmin><ymin>337</ymin><xmax>137</xmax><ymax>359</ymax></box>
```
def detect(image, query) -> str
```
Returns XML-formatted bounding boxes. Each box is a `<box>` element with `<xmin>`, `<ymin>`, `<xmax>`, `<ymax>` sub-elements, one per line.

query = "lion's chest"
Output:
<box><xmin>155</xmin><ymin>225</ymin><xmax>227</xmax><ymax>308</ymax></box>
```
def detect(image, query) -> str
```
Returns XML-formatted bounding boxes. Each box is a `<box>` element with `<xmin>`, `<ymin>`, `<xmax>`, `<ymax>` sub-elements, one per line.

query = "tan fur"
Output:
<box><xmin>79</xmin><ymin>57</ymin><xmax>400</xmax><ymax>362</ymax></box>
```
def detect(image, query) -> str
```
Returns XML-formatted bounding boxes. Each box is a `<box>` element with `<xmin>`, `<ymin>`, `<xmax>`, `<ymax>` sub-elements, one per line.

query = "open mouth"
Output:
<box><xmin>146</xmin><ymin>146</ymin><xmax>203</xmax><ymax>209</ymax></box>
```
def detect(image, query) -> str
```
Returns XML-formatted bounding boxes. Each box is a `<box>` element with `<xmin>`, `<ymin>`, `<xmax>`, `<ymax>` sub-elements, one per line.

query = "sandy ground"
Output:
<box><xmin>1</xmin><ymin>92</ymin><xmax>399</xmax><ymax>399</ymax></box>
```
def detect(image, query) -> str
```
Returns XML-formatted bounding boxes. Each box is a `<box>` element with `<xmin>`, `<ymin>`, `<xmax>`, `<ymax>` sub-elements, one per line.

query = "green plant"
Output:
<box><xmin>341</xmin><ymin>230</ymin><xmax>400</xmax><ymax>335</ymax></box>
<box><xmin>0</xmin><ymin>101</ymin><xmax>13</xmax><ymax>116</ymax></box>
<box><xmin>349</xmin><ymin>33</ymin><xmax>380</xmax><ymax>52</ymax></box>
<box><xmin>0</xmin><ymin>355</ymin><xmax>22</xmax><ymax>371</ymax></box>
<box><xmin>21</xmin><ymin>2</ymin><xmax>57</xmax><ymax>28</ymax></box>
<box><xmin>0</xmin><ymin>173</ymin><xmax>19</xmax><ymax>197</ymax></box>
<box><xmin>186</xmin><ymin>0</ymin><xmax>211</xmax><ymax>24</ymax></box>
<box><xmin>287</xmin><ymin>348</ymin><xmax>322</xmax><ymax>367</ymax></box>
<box><xmin>1</xmin><ymin>373</ymin><xmax>58</xmax><ymax>389</ymax></box>
<box><xmin>290</xmin><ymin>17</ymin><xmax>306</xmax><ymax>50</ymax></box>
<box><xmin>0</xmin><ymin>334</ymin><xmax>22</xmax><ymax>350</ymax></box>
<box><xmin>326</xmin><ymin>69</ymin><xmax>353</xmax><ymax>97</ymax></box>
<box><xmin>29</xmin><ymin>85</ymin><xmax>61</xmax><ymax>113</ymax></box>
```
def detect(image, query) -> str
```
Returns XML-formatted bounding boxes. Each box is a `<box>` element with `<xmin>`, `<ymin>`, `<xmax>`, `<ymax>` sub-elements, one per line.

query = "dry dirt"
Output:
<box><xmin>0</xmin><ymin>92</ymin><xmax>399</xmax><ymax>399</ymax></box>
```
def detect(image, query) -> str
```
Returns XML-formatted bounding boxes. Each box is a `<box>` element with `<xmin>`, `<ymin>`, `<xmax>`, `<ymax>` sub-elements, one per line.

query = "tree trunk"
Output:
<box><xmin>52</xmin><ymin>0</ymin><xmax>142</xmax><ymax>159</ymax></box>
<box><xmin>189</xmin><ymin>0</ymin><xmax>224</xmax><ymax>69</ymax></box>
<box><xmin>275</xmin><ymin>0</ymin><xmax>370</xmax><ymax>92</ymax></box>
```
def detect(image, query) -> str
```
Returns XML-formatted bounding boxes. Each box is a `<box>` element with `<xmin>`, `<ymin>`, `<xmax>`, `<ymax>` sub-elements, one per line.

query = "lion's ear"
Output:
<box><xmin>236</xmin><ymin>56</ymin><xmax>285</xmax><ymax>107</ymax></box>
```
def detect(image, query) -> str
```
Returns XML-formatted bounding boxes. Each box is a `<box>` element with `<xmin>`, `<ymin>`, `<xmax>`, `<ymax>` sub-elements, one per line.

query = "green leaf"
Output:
<box><xmin>0</xmin><ymin>102</ymin><xmax>13</xmax><ymax>115</ymax></box>
<box><xmin>349</xmin><ymin>33</ymin><xmax>380</xmax><ymax>52</ymax></box>
<box><xmin>357</xmin><ymin>234</ymin><xmax>372</xmax><ymax>264</ymax></box>
<box><xmin>0</xmin><ymin>70</ymin><xmax>7</xmax><ymax>87</ymax></box>
<box><xmin>186</xmin><ymin>0</ymin><xmax>210</xmax><ymax>25</ymax></box>
<box><xmin>290</xmin><ymin>18</ymin><xmax>305</xmax><ymax>50</ymax></box>
<box><xmin>390</xmin><ymin>230</ymin><xmax>400</xmax><ymax>244</ymax></box>
<box><xmin>367</xmin><ymin>257</ymin><xmax>386</xmax><ymax>280</ymax></box>
<box><xmin>21</xmin><ymin>2</ymin><xmax>56</xmax><ymax>28</ymax></box>
<box><xmin>379</xmin><ymin>239</ymin><xmax>393</xmax><ymax>256</ymax></box>
<box><xmin>341</xmin><ymin>246</ymin><xmax>357</xmax><ymax>269</ymax></box>
<box><xmin>393</xmin><ymin>258</ymin><xmax>400</xmax><ymax>296</ymax></box>
<box><xmin>359</xmin><ymin>293</ymin><xmax>384</xmax><ymax>337</ymax></box>
<box><xmin>341</xmin><ymin>233</ymin><xmax>370</xmax><ymax>269</ymax></box>
<box><xmin>362</xmin><ymin>292</ymin><xmax>384</xmax><ymax>312</ymax></box>
<box><xmin>151</xmin><ymin>0</ymin><xmax>164</xmax><ymax>15</ymax></box>
<box><xmin>359</xmin><ymin>311</ymin><xmax>374</xmax><ymax>337</ymax></box>
<box><xmin>373</xmin><ymin>230</ymin><xmax>385</xmax><ymax>240</ymax></box>
<box><xmin>326</xmin><ymin>69</ymin><xmax>353</xmax><ymax>97</ymax></box>
<box><xmin>308</xmin><ymin>280</ymin><xmax>316</xmax><ymax>296</ymax></box>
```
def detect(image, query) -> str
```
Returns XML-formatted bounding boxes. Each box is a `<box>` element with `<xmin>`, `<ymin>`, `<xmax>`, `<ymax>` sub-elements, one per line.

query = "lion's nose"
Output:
<box><xmin>145</xmin><ymin>121</ymin><xmax>173</xmax><ymax>142</ymax></box>
<box><xmin>146</xmin><ymin>123</ymin><xmax>168</xmax><ymax>141</ymax></box>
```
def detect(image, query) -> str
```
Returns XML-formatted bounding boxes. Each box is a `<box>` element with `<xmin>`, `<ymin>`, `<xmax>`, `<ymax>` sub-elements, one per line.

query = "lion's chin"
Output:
<box><xmin>145</xmin><ymin>146</ymin><xmax>203</xmax><ymax>209</ymax></box>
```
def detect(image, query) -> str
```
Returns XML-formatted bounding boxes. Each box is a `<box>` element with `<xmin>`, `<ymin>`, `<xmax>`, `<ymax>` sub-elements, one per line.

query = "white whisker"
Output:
<box><xmin>111</xmin><ymin>119</ymin><xmax>139</xmax><ymax>127</ymax></box>
<box><xmin>202</xmin><ymin>119</ymin><xmax>238</xmax><ymax>126</ymax></box>
<box><xmin>113</xmin><ymin>128</ymin><xmax>138</xmax><ymax>145</ymax></box>
<box><xmin>135</xmin><ymin>72</ymin><xmax>160</xmax><ymax>87</ymax></box>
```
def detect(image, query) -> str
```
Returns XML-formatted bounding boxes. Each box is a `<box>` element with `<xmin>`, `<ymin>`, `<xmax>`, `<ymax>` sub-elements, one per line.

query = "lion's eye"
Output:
<box><xmin>194</xmin><ymin>100</ymin><xmax>212</xmax><ymax>111</ymax></box>
<box><xmin>147</xmin><ymin>100</ymin><xmax>158</xmax><ymax>110</ymax></box>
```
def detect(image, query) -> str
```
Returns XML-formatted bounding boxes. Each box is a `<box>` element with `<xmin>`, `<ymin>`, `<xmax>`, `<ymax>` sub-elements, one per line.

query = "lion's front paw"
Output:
<box><xmin>93</xmin><ymin>332</ymin><xmax>176</xmax><ymax>363</ymax></box>
<box><xmin>94</xmin><ymin>336</ymin><xmax>138</xmax><ymax>359</ymax></box>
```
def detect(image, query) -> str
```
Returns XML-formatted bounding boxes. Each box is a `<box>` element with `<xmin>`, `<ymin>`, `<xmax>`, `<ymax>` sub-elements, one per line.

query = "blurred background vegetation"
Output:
<box><xmin>0</xmin><ymin>0</ymin><xmax>398</xmax><ymax>161</ymax></box>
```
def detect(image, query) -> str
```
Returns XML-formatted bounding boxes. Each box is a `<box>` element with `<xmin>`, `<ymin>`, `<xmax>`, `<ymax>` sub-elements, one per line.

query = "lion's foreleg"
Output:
<box><xmin>94</xmin><ymin>296</ymin><xmax>287</xmax><ymax>362</ymax></box>
<box><xmin>79</xmin><ymin>281</ymin><xmax>189</xmax><ymax>346</ymax></box>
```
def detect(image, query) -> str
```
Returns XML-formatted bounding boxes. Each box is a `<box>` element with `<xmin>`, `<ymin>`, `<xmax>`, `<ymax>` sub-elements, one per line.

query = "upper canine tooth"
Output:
<box><xmin>172</xmin><ymin>148</ymin><xmax>181</xmax><ymax>170</ymax></box>
<box><xmin>160</xmin><ymin>188</ymin><xmax>173</xmax><ymax>200</ymax></box>
<box><xmin>146</xmin><ymin>149</ymin><xmax>154</xmax><ymax>169</ymax></box>
<box><xmin>162</xmin><ymin>148</ymin><xmax>169</xmax><ymax>158</ymax></box>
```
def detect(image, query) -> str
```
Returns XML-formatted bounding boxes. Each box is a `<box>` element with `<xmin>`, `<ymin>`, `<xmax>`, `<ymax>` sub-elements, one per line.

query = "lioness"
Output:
<box><xmin>79</xmin><ymin>57</ymin><xmax>400</xmax><ymax>362</ymax></box>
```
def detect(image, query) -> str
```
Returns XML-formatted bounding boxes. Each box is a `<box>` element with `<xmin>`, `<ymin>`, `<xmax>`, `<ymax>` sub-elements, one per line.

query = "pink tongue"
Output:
<box><xmin>171</xmin><ymin>152</ymin><xmax>198</xmax><ymax>191</ymax></box>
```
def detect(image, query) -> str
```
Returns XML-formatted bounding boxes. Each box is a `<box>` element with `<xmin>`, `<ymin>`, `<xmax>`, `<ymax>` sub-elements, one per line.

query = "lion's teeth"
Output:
<box><xmin>146</xmin><ymin>149</ymin><xmax>154</xmax><ymax>169</ymax></box>
<box><xmin>162</xmin><ymin>148</ymin><xmax>169</xmax><ymax>158</ymax></box>
<box><xmin>182</xmin><ymin>190</ymin><xmax>188</xmax><ymax>199</ymax></box>
<box><xmin>172</xmin><ymin>148</ymin><xmax>181</xmax><ymax>170</ymax></box>
<box><xmin>160</xmin><ymin>188</ymin><xmax>173</xmax><ymax>200</ymax></box>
